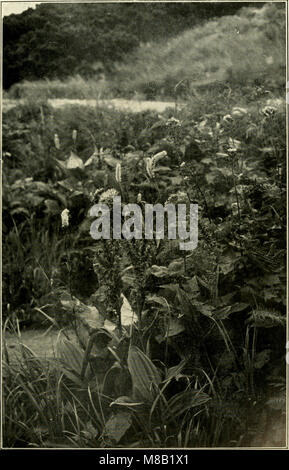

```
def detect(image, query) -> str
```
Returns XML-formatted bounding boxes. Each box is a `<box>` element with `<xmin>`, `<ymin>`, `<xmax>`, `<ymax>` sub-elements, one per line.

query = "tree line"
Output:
<box><xmin>4</xmin><ymin>2</ymin><xmax>259</xmax><ymax>89</ymax></box>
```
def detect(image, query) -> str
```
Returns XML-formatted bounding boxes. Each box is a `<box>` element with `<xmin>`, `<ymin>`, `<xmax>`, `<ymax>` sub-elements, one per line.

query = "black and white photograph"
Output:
<box><xmin>1</xmin><ymin>0</ymin><xmax>288</xmax><ymax>450</ymax></box>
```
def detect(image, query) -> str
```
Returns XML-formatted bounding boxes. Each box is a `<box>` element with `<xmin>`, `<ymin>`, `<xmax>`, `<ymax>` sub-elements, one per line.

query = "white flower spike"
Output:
<box><xmin>61</xmin><ymin>208</ymin><xmax>70</xmax><ymax>228</ymax></box>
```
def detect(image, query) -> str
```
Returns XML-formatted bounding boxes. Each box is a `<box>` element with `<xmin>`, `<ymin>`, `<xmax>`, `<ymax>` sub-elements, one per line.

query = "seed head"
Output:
<box><xmin>72</xmin><ymin>129</ymin><xmax>77</xmax><ymax>143</ymax></box>
<box><xmin>54</xmin><ymin>134</ymin><xmax>60</xmax><ymax>150</ymax></box>
<box><xmin>146</xmin><ymin>157</ymin><xmax>154</xmax><ymax>179</ymax></box>
<box><xmin>115</xmin><ymin>163</ymin><xmax>122</xmax><ymax>183</ymax></box>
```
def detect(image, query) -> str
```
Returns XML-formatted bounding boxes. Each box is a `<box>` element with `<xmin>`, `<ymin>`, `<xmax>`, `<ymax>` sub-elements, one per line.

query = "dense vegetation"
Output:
<box><xmin>4</xmin><ymin>3</ymin><xmax>284</xmax><ymax>102</ymax></box>
<box><xmin>4</xmin><ymin>2</ymin><xmax>257</xmax><ymax>90</ymax></box>
<box><xmin>2</xmin><ymin>2</ymin><xmax>287</xmax><ymax>449</ymax></box>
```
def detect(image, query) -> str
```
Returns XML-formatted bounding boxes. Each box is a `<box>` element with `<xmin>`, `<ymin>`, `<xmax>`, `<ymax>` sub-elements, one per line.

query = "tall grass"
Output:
<box><xmin>2</xmin><ymin>325</ymin><xmax>248</xmax><ymax>448</ymax></box>
<box><xmin>106</xmin><ymin>3</ymin><xmax>286</xmax><ymax>99</ymax></box>
<box><xmin>8</xmin><ymin>75</ymin><xmax>111</xmax><ymax>101</ymax></box>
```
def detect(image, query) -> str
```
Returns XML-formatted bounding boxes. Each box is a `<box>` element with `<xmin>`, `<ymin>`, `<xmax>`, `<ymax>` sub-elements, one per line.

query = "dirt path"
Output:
<box><xmin>3</xmin><ymin>328</ymin><xmax>78</xmax><ymax>361</ymax></box>
<box><xmin>3</xmin><ymin>98</ymin><xmax>182</xmax><ymax>113</ymax></box>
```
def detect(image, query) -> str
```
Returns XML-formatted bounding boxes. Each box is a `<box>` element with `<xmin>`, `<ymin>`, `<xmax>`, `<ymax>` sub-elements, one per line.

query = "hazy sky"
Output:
<box><xmin>2</xmin><ymin>0</ymin><xmax>127</xmax><ymax>17</ymax></box>
<box><xmin>2</xmin><ymin>2</ymin><xmax>40</xmax><ymax>17</ymax></box>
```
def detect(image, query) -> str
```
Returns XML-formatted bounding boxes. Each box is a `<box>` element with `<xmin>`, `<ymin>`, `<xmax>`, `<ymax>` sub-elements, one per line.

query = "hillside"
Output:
<box><xmin>4</xmin><ymin>2</ymin><xmax>258</xmax><ymax>90</ymax></box>
<box><xmin>112</xmin><ymin>2</ymin><xmax>286</xmax><ymax>99</ymax></box>
<box><xmin>4</xmin><ymin>2</ymin><xmax>285</xmax><ymax>102</ymax></box>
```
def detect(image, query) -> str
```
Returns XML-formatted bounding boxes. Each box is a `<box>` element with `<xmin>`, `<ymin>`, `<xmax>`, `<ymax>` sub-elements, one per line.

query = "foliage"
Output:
<box><xmin>3</xmin><ymin>2</ymin><xmax>254</xmax><ymax>90</ymax></box>
<box><xmin>2</xmin><ymin>4</ymin><xmax>286</xmax><ymax>446</ymax></box>
<box><xmin>5</xmin><ymin>3</ymin><xmax>285</xmax><ymax>101</ymax></box>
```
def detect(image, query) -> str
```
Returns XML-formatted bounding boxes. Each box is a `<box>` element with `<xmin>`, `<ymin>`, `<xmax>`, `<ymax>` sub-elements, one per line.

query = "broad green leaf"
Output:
<box><xmin>168</xmin><ymin>258</ymin><xmax>185</xmax><ymax>275</ymax></box>
<box><xmin>213</xmin><ymin>306</ymin><xmax>232</xmax><ymax>320</ymax></box>
<box><xmin>103</xmin><ymin>411</ymin><xmax>132</xmax><ymax>443</ymax></box>
<box><xmin>127</xmin><ymin>346</ymin><xmax>161</xmax><ymax>402</ymax></box>
<box><xmin>229</xmin><ymin>302</ymin><xmax>249</xmax><ymax>313</ymax></box>
<box><xmin>166</xmin><ymin>318</ymin><xmax>185</xmax><ymax>337</ymax></box>
<box><xmin>150</xmin><ymin>265</ymin><xmax>169</xmax><ymax>278</ymax></box>
<box><xmin>121</xmin><ymin>294</ymin><xmax>137</xmax><ymax>326</ymax></box>
<box><xmin>103</xmin><ymin>319</ymin><xmax>118</xmax><ymax>333</ymax></box>
<box><xmin>60</xmin><ymin>294</ymin><xmax>104</xmax><ymax>330</ymax></box>
<box><xmin>66</xmin><ymin>151</ymin><xmax>84</xmax><ymax>170</ymax></box>
<box><xmin>10</xmin><ymin>207</ymin><xmax>31</xmax><ymax>217</ymax></box>
<box><xmin>56</xmin><ymin>337</ymin><xmax>87</xmax><ymax>384</ymax></box>
<box><xmin>146</xmin><ymin>295</ymin><xmax>169</xmax><ymax>308</ymax></box>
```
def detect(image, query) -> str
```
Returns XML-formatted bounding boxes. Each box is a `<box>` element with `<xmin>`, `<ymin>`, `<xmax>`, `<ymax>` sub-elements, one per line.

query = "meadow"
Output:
<box><xmin>2</xmin><ymin>2</ymin><xmax>287</xmax><ymax>448</ymax></box>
